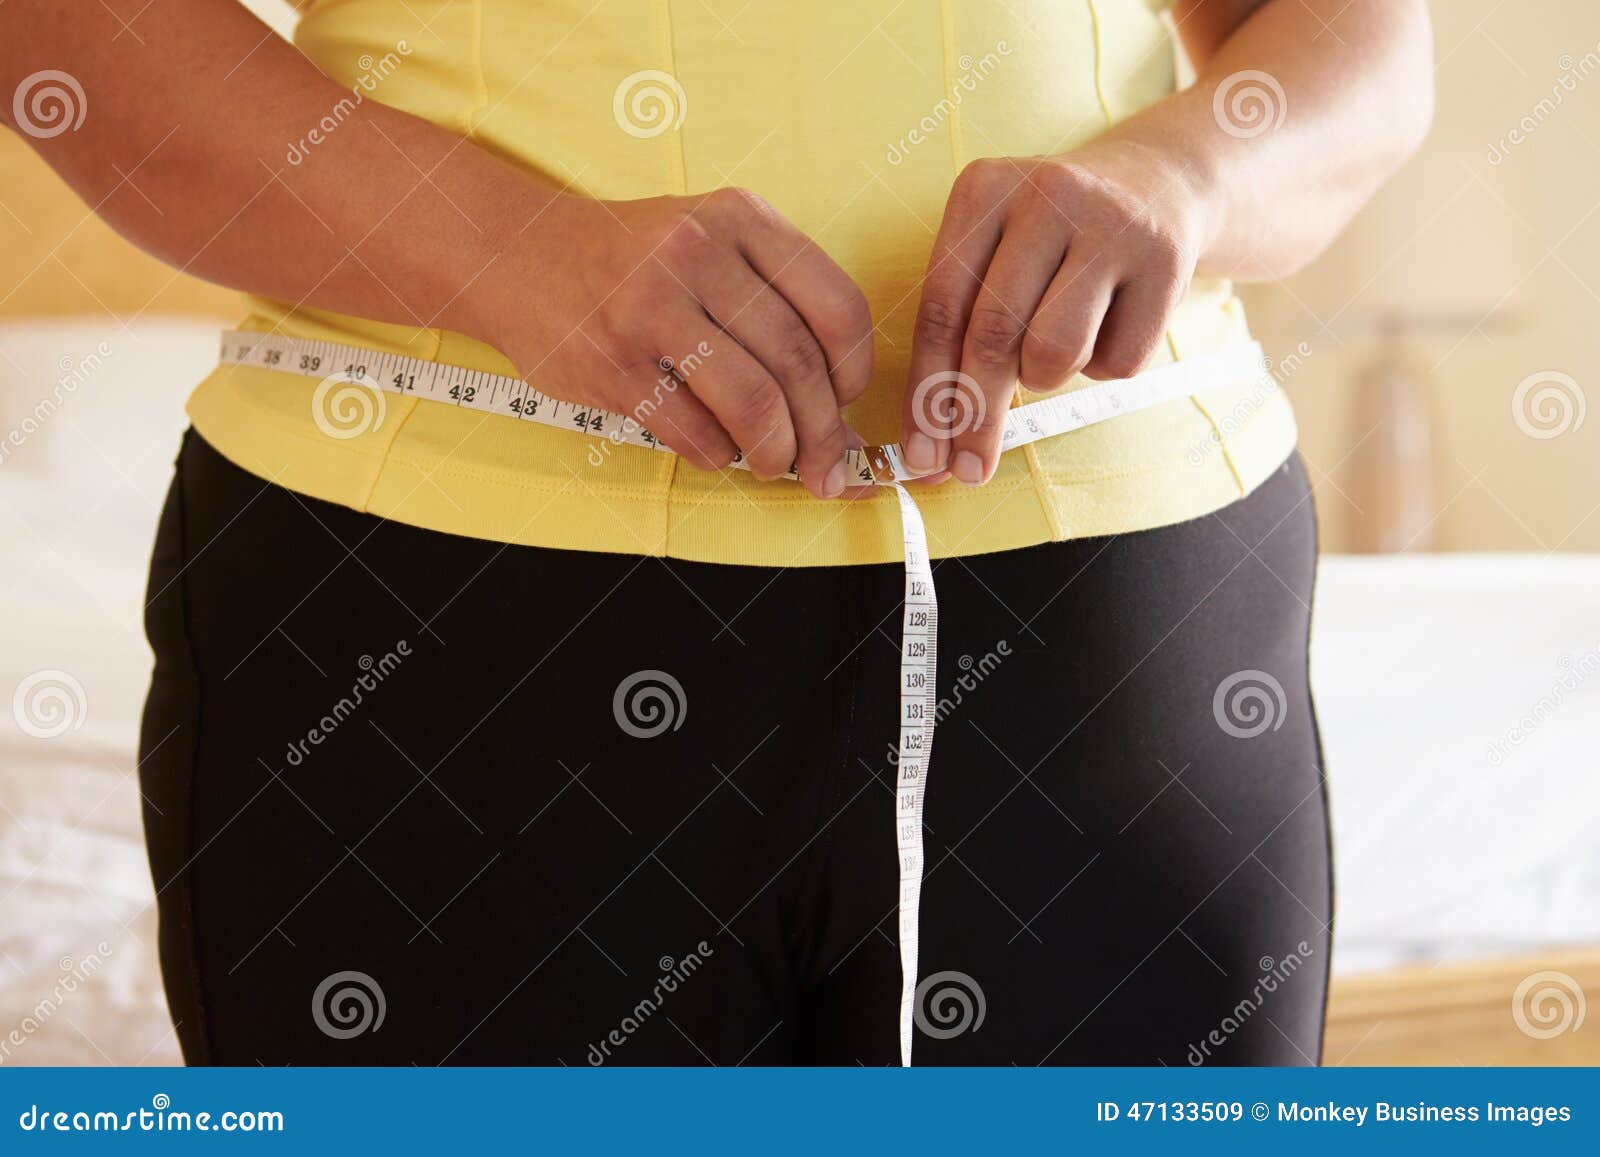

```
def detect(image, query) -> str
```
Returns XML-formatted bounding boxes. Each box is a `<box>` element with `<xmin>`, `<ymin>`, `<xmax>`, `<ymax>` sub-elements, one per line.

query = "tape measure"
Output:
<box><xmin>218</xmin><ymin>329</ymin><xmax>1265</xmax><ymax>1065</ymax></box>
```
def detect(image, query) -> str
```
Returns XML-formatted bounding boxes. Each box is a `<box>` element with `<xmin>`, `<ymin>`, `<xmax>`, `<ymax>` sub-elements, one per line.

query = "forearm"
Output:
<box><xmin>1103</xmin><ymin>0</ymin><xmax>1434</xmax><ymax>281</ymax></box>
<box><xmin>0</xmin><ymin>0</ymin><xmax>549</xmax><ymax>341</ymax></box>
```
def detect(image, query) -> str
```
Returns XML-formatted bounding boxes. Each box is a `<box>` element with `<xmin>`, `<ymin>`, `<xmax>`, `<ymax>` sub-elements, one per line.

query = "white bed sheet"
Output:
<box><xmin>2</xmin><ymin>317</ymin><xmax>1597</xmax><ymax>1064</ymax></box>
<box><xmin>1313</xmin><ymin>553</ymin><xmax>1600</xmax><ymax>970</ymax></box>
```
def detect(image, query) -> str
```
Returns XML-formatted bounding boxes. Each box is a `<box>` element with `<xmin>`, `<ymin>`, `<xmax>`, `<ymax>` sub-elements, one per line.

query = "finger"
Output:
<box><xmin>688</xmin><ymin>253</ymin><xmax>849</xmax><ymax>499</ymax></box>
<box><xmin>672</xmin><ymin>315</ymin><xmax>797</xmax><ymax>481</ymax></box>
<box><xmin>1082</xmin><ymin>274</ymin><xmax>1183</xmax><ymax>381</ymax></box>
<box><xmin>704</xmin><ymin>187</ymin><xmax>876</xmax><ymax>407</ymax></box>
<box><xmin>838</xmin><ymin>424</ymin><xmax>878</xmax><ymax>500</ymax></box>
<box><xmin>1019</xmin><ymin>243</ymin><xmax>1115</xmax><ymax>392</ymax></box>
<box><xmin>626</xmin><ymin>360</ymin><xmax>739</xmax><ymax>472</ymax></box>
<box><xmin>947</xmin><ymin>210</ymin><xmax>1069</xmax><ymax>485</ymax></box>
<box><xmin>901</xmin><ymin>168</ymin><xmax>1011</xmax><ymax>474</ymax></box>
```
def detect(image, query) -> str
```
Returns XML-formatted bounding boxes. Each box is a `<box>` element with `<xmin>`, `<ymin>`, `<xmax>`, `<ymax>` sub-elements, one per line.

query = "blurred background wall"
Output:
<box><xmin>1242</xmin><ymin>0</ymin><xmax>1600</xmax><ymax>554</ymax></box>
<box><xmin>3</xmin><ymin>0</ymin><xmax>1597</xmax><ymax>552</ymax></box>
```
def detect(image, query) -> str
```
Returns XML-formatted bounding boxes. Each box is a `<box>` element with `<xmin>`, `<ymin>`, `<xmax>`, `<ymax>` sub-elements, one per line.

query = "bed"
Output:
<box><xmin>2</xmin><ymin>318</ymin><xmax>1596</xmax><ymax>1065</ymax></box>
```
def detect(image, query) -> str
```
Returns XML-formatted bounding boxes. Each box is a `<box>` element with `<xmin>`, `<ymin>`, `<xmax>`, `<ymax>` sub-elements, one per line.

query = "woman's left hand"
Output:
<box><xmin>899</xmin><ymin>140</ymin><xmax>1213</xmax><ymax>485</ymax></box>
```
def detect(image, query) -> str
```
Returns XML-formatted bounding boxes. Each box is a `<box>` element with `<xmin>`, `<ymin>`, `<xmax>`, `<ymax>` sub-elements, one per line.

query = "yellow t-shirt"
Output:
<box><xmin>186</xmin><ymin>0</ymin><xmax>1297</xmax><ymax>566</ymax></box>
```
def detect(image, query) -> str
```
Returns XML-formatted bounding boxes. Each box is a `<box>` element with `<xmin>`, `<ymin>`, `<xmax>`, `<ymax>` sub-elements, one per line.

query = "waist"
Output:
<box><xmin>184</xmin><ymin>304</ymin><xmax>1299</xmax><ymax>566</ymax></box>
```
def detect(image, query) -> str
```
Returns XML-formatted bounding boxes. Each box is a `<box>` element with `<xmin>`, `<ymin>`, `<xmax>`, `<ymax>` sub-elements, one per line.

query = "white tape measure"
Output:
<box><xmin>218</xmin><ymin>329</ymin><xmax>1264</xmax><ymax>1065</ymax></box>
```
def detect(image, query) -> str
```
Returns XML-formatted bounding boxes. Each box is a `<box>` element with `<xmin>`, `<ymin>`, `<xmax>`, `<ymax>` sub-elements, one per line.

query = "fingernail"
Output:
<box><xmin>904</xmin><ymin>431</ymin><xmax>935</xmax><ymax>471</ymax></box>
<box><xmin>822</xmin><ymin>459</ymin><xmax>847</xmax><ymax>498</ymax></box>
<box><xmin>953</xmin><ymin>451</ymin><xmax>985</xmax><ymax>485</ymax></box>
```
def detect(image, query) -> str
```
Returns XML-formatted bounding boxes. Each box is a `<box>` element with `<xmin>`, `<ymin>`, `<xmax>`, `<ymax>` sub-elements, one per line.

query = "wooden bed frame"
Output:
<box><xmin>1326</xmin><ymin>948</ymin><xmax>1598</xmax><ymax>1066</ymax></box>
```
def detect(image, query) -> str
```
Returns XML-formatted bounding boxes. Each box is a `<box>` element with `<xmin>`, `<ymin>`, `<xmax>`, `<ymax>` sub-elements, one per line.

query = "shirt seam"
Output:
<box><xmin>1086</xmin><ymin>0</ymin><xmax>1244</xmax><ymax>499</ymax></box>
<box><xmin>359</xmin><ymin>0</ymin><xmax>484</xmax><ymax>509</ymax></box>
<box><xmin>939</xmin><ymin>0</ymin><xmax>1067</xmax><ymax>542</ymax></box>
<box><xmin>656</xmin><ymin>0</ymin><xmax>687</xmax><ymax>555</ymax></box>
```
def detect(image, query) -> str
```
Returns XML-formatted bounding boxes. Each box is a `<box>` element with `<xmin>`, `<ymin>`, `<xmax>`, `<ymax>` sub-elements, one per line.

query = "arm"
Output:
<box><xmin>1132</xmin><ymin>0</ymin><xmax>1434</xmax><ymax>280</ymax></box>
<box><xmin>1</xmin><ymin>0</ymin><xmax>872</xmax><ymax>496</ymax></box>
<box><xmin>898</xmin><ymin>0</ymin><xmax>1434</xmax><ymax>483</ymax></box>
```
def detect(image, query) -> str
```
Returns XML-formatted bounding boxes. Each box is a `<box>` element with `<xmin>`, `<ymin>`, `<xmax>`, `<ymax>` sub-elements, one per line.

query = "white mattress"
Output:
<box><xmin>2</xmin><ymin>317</ymin><xmax>1597</xmax><ymax>1064</ymax></box>
<box><xmin>1312</xmin><ymin>552</ymin><xmax>1600</xmax><ymax>970</ymax></box>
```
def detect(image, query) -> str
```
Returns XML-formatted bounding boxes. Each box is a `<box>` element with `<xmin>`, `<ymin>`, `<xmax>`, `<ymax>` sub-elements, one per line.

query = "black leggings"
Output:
<box><xmin>139</xmin><ymin>430</ymin><xmax>1330</xmax><ymax>1066</ymax></box>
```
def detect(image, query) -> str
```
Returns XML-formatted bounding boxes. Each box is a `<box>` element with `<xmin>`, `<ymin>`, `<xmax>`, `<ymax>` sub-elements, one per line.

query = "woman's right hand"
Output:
<box><xmin>2</xmin><ymin>0</ymin><xmax>871</xmax><ymax>499</ymax></box>
<box><xmin>467</xmin><ymin>188</ymin><xmax>876</xmax><ymax>499</ymax></box>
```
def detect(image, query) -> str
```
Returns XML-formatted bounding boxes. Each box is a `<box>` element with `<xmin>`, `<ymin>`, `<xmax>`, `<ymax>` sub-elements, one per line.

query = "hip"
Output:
<box><xmin>137</xmin><ymin>431</ymin><xmax>1326</xmax><ymax>1065</ymax></box>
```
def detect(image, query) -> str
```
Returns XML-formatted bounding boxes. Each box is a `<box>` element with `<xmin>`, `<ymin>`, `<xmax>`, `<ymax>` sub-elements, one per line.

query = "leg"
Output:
<box><xmin>138</xmin><ymin>430</ymin><xmax>858</xmax><ymax>1065</ymax></box>
<box><xmin>803</xmin><ymin>454</ymin><xmax>1330</xmax><ymax>1065</ymax></box>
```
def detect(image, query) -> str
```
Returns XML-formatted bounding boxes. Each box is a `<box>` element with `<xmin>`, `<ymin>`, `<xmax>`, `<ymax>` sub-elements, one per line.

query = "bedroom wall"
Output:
<box><xmin>1244</xmin><ymin>0</ymin><xmax>1600</xmax><ymax>553</ymax></box>
<box><xmin>2</xmin><ymin>0</ymin><xmax>1595</xmax><ymax>553</ymax></box>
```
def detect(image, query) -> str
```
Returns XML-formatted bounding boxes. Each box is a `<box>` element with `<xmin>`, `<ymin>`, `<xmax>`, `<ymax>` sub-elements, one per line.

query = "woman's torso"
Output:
<box><xmin>186</xmin><ymin>0</ymin><xmax>1297</xmax><ymax>565</ymax></box>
